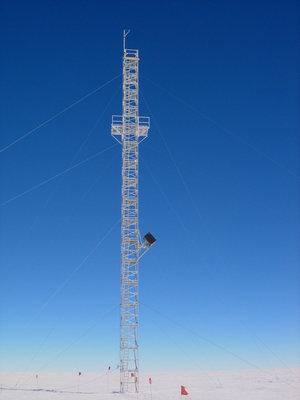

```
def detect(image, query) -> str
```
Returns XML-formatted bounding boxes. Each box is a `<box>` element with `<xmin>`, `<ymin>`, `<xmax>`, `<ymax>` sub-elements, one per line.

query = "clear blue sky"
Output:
<box><xmin>0</xmin><ymin>0</ymin><xmax>299</xmax><ymax>374</ymax></box>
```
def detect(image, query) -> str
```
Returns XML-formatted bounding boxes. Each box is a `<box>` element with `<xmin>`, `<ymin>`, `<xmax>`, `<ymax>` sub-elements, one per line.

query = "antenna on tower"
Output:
<box><xmin>123</xmin><ymin>29</ymin><xmax>130</xmax><ymax>52</ymax></box>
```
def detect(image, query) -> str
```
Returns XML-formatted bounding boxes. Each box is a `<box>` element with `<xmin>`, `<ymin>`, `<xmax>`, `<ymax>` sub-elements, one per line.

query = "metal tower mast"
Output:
<box><xmin>111</xmin><ymin>30</ymin><xmax>156</xmax><ymax>394</ymax></box>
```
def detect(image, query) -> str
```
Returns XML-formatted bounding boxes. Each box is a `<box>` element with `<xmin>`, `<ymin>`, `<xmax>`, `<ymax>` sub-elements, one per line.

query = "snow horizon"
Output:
<box><xmin>1</xmin><ymin>368</ymin><xmax>299</xmax><ymax>400</ymax></box>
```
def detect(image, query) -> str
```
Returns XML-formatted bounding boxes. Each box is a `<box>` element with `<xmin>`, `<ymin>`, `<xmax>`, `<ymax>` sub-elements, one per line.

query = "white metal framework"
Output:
<box><xmin>111</xmin><ymin>31</ymin><xmax>153</xmax><ymax>393</ymax></box>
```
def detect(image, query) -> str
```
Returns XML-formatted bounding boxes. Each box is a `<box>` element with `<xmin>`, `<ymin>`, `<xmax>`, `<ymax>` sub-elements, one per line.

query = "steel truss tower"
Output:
<box><xmin>111</xmin><ymin>30</ymin><xmax>155</xmax><ymax>393</ymax></box>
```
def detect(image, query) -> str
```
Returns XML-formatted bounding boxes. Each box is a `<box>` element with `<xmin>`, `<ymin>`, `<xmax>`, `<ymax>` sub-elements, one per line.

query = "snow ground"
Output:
<box><xmin>0</xmin><ymin>368</ymin><xmax>299</xmax><ymax>400</ymax></box>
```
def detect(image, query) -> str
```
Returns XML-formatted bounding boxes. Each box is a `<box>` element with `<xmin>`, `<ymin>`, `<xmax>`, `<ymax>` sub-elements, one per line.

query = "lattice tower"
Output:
<box><xmin>111</xmin><ymin>31</ymin><xmax>150</xmax><ymax>393</ymax></box>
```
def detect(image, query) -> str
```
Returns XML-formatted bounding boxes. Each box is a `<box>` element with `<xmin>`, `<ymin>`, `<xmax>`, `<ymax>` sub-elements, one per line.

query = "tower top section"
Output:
<box><xmin>111</xmin><ymin>31</ymin><xmax>150</xmax><ymax>144</ymax></box>
<box><xmin>123</xmin><ymin>30</ymin><xmax>140</xmax><ymax>60</ymax></box>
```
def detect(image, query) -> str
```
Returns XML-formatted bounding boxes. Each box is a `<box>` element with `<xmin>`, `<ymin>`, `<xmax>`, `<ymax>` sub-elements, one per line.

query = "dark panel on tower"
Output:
<box><xmin>143</xmin><ymin>232</ymin><xmax>156</xmax><ymax>247</ymax></box>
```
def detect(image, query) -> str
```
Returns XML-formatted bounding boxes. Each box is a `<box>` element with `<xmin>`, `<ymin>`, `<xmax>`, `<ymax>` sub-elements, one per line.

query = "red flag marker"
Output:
<box><xmin>77</xmin><ymin>372</ymin><xmax>82</xmax><ymax>392</ymax></box>
<box><xmin>131</xmin><ymin>372</ymin><xmax>135</xmax><ymax>377</ymax></box>
<box><xmin>149</xmin><ymin>377</ymin><xmax>153</xmax><ymax>400</ymax></box>
<box><xmin>107</xmin><ymin>366</ymin><xmax>111</xmax><ymax>392</ymax></box>
<box><xmin>181</xmin><ymin>385</ymin><xmax>188</xmax><ymax>395</ymax></box>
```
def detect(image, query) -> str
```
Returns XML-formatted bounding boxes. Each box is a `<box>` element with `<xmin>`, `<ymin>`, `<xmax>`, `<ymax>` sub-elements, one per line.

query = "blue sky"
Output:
<box><xmin>0</xmin><ymin>0</ymin><xmax>299</xmax><ymax>375</ymax></box>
